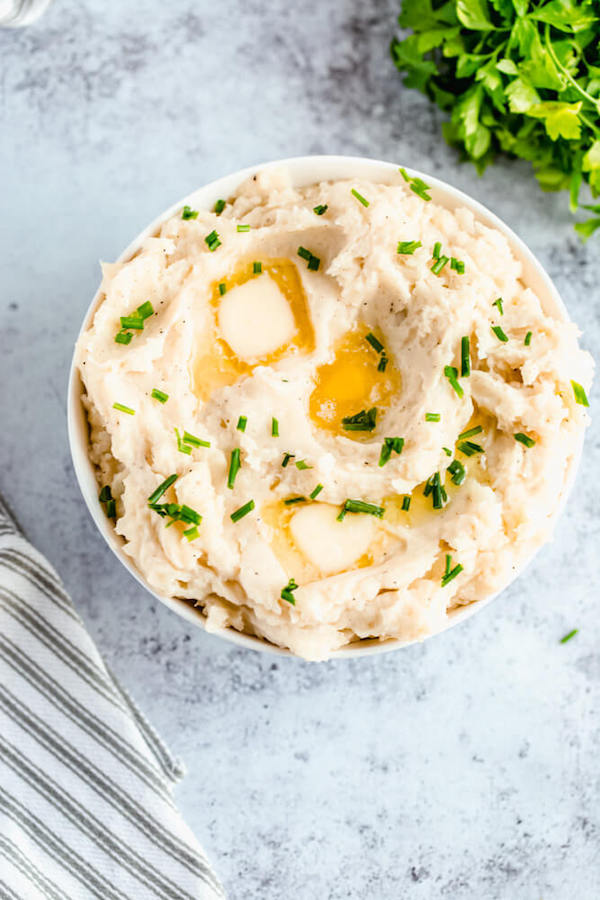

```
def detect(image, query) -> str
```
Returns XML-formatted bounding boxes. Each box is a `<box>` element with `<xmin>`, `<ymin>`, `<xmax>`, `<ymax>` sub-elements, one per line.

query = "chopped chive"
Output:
<box><xmin>491</xmin><ymin>325</ymin><xmax>508</xmax><ymax>342</ymax></box>
<box><xmin>115</xmin><ymin>330</ymin><xmax>133</xmax><ymax>345</ymax></box>
<box><xmin>444</xmin><ymin>365</ymin><xmax>464</xmax><ymax>399</ymax></box>
<box><xmin>337</xmin><ymin>499</ymin><xmax>385</xmax><ymax>522</ymax></box>
<box><xmin>378</xmin><ymin>354</ymin><xmax>388</xmax><ymax>372</ymax></box>
<box><xmin>281</xmin><ymin>452</ymin><xmax>295</xmax><ymax>468</ymax></box>
<box><xmin>307</xmin><ymin>255</ymin><xmax>320</xmax><ymax>271</ymax></box>
<box><xmin>524</xmin><ymin>331</ymin><xmax>532</xmax><ymax>346</ymax></box>
<box><xmin>204</xmin><ymin>230</ymin><xmax>221</xmax><ymax>251</ymax></box>
<box><xmin>447</xmin><ymin>458</ymin><xmax>466</xmax><ymax>486</ymax></box>
<box><xmin>218</xmin><ymin>282</ymin><xmax>227</xmax><ymax>295</ymax></box>
<box><xmin>457</xmin><ymin>440</ymin><xmax>484</xmax><ymax>456</ymax></box>
<box><xmin>137</xmin><ymin>301</ymin><xmax>154</xmax><ymax>320</ymax></box>
<box><xmin>182</xmin><ymin>205</ymin><xmax>199</xmax><ymax>220</ymax></box>
<box><xmin>397</xmin><ymin>240</ymin><xmax>422</xmax><ymax>255</ymax></box>
<box><xmin>433</xmin><ymin>241</ymin><xmax>442</xmax><ymax>259</ymax></box>
<box><xmin>378</xmin><ymin>436</ymin><xmax>404</xmax><ymax>467</ymax></box>
<box><xmin>236</xmin><ymin>224</ymin><xmax>250</xmax><ymax>232</ymax></box>
<box><xmin>431</xmin><ymin>255</ymin><xmax>449</xmax><ymax>276</ymax></box>
<box><xmin>341</xmin><ymin>407</ymin><xmax>377</xmax><ymax>432</ymax></box>
<box><xmin>445</xmin><ymin>554</ymin><xmax>451</xmax><ymax>576</ymax></box>
<box><xmin>113</xmin><ymin>402</ymin><xmax>135</xmax><ymax>415</ymax></box>
<box><xmin>99</xmin><ymin>485</ymin><xmax>112</xmax><ymax>503</ymax></box>
<box><xmin>560</xmin><ymin>628</ymin><xmax>578</xmax><ymax>644</ymax></box>
<box><xmin>313</xmin><ymin>204</ymin><xmax>328</xmax><ymax>216</ymax></box>
<box><xmin>571</xmin><ymin>380</ymin><xmax>589</xmax><ymax>407</ymax></box>
<box><xmin>443</xmin><ymin>446</ymin><xmax>452</xmax><ymax>457</ymax></box>
<box><xmin>281</xmin><ymin>577</ymin><xmax>298</xmax><ymax>605</ymax></box>
<box><xmin>441</xmin><ymin>559</ymin><xmax>463</xmax><ymax>587</ymax></box>
<box><xmin>450</xmin><ymin>257</ymin><xmax>465</xmax><ymax>274</ymax></box>
<box><xmin>151</xmin><ymin>388</ymin><xmax>169</xmax><ymax>403</ymax></box>
<box><xmin>514</xmin><ymin>432</ymin><xmax>535</xmax><ymax>448</ymax></box>
<box><xmin>271</xmin><ymin>417</ymin><xmax>279</xmax><ymax>437</ymax></box>
<box><xmin>461</xmin><ymin>336</ymin><xmax>470</xmax><ymax>377</ymax></box>
<box><xmin>399</xmin><ymin>167</ymin><xmax>410</xmax><ymax>182</ymax></box>
<box><xmin>236</xmin><ymin>415</ymin><xmax>247</xmax><ymax>432</ymax></box>
<box><xmin>183</xmin><ymin>525</ymin><xmax>199</xmax><ymax>541</ymax></box>
<box><xmin>297</xmin><ymin>246</ymin><xmax>311</xmax><ymax>261</ymax></box>
<box><xmin>175</xmin><ymin>427</ymin><xmax>192</xmax><ymax>455</ymax></box>
<box><xmin>230</xmin><ymin>499</ymin><xmax>255</xmax><ymax>523</ymax></box>
<box><xmin>366</xmin><ymin>332</ymin><xmax>384</xmax><ymax>354</ymax></box>
<box><xmin>120</xmin><ymin>315</ymin><xmax>144</xmax><ymax>330</ymax></box>
<box><xmin>147</xmin><ymin>474</ymin><xmax>178</xmax><ymax>505</ymax></box>
<box><xmin>401</xmin><ymin>495</ymin><xmax>411</xmax><ymax>511</ymax></box>
<box><xmin>399</xmin><ymin>170</ymin><xmax>432</xmax><ymax>201</ymax></box>
<box><xmin>295</xmin><ymin>459</ymin><xmax>312</xmax><ymax>470</ymax></box>
<box><xmin>253</xmin><ymin>261</ymin><xmax>262</xmax><ymax>274</ymax></box>
<box><xmin>227</xmin><ymin>448</ymin><xmax>241</xmax><ymax>489</ymax></box>
<box><xmin>298</xmin><ymin>246</ymin><xmax>320</xmax><ymax>270</ymax></box>
<box><xmin>310</xmin><ymin>483</ymin><xmax>323</xmax><ymax>500</ymax></box>
<box><xmin>493</xmin><ymin>297</ymin><xmax>504</xmax><ymax>316</ymax></box>
<box><xmin>284</xmin><ymin>496</ymin><xmax>307</xmax><ymax>505</ymax></box>
<box><xmin>458</xmin><ymin>425</ymin><xmax>483</xmax><ymax>440</ymax></box>
<box><xmin>183</xmin><ymin>431</ymin><xmax>211</xmax><ymax>448</ymax></box>
<box><xmin>430</xmin><ymin>471</ymin><xmax>445</xmax><ymax>509</ymax></box>
<box><xmin>351</xmin><ymin>188</ymin><xmax>369</xmax><ymax>207</ymax></box>
<box><xmin>179</xmin><ymin>504</ymin><xmax>202</xmax><ymax>525</ymax></box>
<box><xmin>105</xmin><ymin>499</ymin><xmax>116</xmax><ymax>519</ymax></box>
<box><xmin>214</xmin><ymin>199</ymin><xmax>226</xmax><ymax>215</ymax></box>
<box><xmin>425</xmin><ymin>413</ymin><xmax>440</xmax><ymax>422</ymax></box>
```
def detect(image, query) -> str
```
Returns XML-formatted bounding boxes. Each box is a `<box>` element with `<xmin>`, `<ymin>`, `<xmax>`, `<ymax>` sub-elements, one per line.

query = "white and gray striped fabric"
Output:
<box><xmin>0</xmin><ymin>494</ymin><xmax>224</xmax><ymax>900</ymax></box>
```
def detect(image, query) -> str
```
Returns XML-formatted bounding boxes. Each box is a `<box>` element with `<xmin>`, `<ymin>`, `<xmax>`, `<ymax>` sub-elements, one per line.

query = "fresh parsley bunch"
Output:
<box><xmin>391</xmin><ymin>0</ymin><xmax>600</xmax><ymax>238</ymax></box>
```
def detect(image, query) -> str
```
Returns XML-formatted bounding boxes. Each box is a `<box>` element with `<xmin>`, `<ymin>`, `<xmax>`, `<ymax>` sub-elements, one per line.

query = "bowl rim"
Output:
<box><xmin>67</xmin><ymin>153</ymin><xmax>584</xmax><ymax>660</ymax></box>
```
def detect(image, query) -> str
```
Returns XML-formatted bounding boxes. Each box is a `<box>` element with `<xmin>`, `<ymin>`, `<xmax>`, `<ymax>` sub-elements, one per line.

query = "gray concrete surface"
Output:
<box><xmin>1</xmin><ymin>1</ymin><xmax>598</xmax><ymax>897</ymax></box>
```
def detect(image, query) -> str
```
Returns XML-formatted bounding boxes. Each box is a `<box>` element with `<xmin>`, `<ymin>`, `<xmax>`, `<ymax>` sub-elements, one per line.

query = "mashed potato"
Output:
<box><xmin>76</xmin><ymin>167</ymin><xmax>593</xmax><ymax>660</ymax></box>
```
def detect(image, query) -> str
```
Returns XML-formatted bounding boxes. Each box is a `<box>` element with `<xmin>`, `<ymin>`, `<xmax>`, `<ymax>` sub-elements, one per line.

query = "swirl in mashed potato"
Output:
<box><xmin>76</xmin><ymin>167</ymin><xmax>593</xmax><ymax>660</ymax></box>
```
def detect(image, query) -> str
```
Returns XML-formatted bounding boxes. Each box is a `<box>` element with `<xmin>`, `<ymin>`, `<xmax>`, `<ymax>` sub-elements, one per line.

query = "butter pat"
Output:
<box><xmin>218</xmin><ymin>273</ymin><xmax>296</xmax><ymax>361</ymax></box>
<box><xmin>289</xmin><ymin>503</ymin><xmax>374</xmax><ymax>576</ymax></box>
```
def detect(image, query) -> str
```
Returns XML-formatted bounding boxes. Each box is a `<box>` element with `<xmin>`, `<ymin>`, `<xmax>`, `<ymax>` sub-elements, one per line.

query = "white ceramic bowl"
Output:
<box><xmin>68</xmin><ymin>155</ymin><xmax>583</xmax><ymax>659</ymax></box>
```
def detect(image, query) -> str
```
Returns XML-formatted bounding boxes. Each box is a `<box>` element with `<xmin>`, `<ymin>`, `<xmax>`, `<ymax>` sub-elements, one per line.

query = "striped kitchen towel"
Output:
<box><xmin>0</xmin><ymin>493</ymin><xmax>225</xmax><ymax>900</ymax></box>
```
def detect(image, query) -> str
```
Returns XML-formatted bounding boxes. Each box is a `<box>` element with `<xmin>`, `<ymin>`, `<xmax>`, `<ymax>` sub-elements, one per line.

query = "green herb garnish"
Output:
<box><xmin>457</xmin><ymin>440</ymin><xmax>484</xmax><ymax>457</ymax></box>
<box><xmin>447</xmin><ymin>458</ymin><xmax>466</xmax><ymax>486</ymax></box>
<box><xmin>423</xmin><ymin>471</ymin><xmax>447</xmax><ymax>509</ymax></box>
<box><xmin>105</xmin><ymin>499</ymin><xmax>116</xmax><ymax>519</ymax></box>
<box><xmin>295</xmin><ymin>459</ymin><xmax>312</xmax><ymax>470</ymax></box>
<box><xmin>297</xmin><ymin>246</ymin><xmax>320</xmax><ymax>270</ymax></box>
<box><xmin>236</xmin><ymin>415</ymin><xmax>247</xmax><ymax>432</ymax></box>
<box><xmin>378</xmin><ymin>354</ymin><xmax>388</xmax><ymax>372</ymax></box>
<box><xmin>431</xmin><ymin>255</ymin><xmax>449</xmax><ymax>276</ymax></box>
<box><xmin>341</xmin><ymin>407</ymin><xmax>377</xmax><ymax>432</ymax></box>
<box><xmin>401</xmin><ymin>495</ymin><xmax>411</xmax><ymax>511</ymax></box>
<box><xmin>204</xmin><ymin>230</ymin><xmax>221</xmax><ymax>251</ymax></box>
<box><xmin>433</xmin><ymin>241</ymin><xmax>442</xmax><ymax>259</ymax></box>
<box><xmin>313</xmin><ymin>204</ymin><xmax>328</xmax><ymax>215</ymax></box>
<box><xmin>378</xmin><ymin>436</ymin><xmax>405</xmax><ymax>467</ymax></box>
<box><xmin>366</xmin><ymin>332</ymin><xmax>384</xmax><ymax>354</ymax></box>
<box><xmin>113</xmin><ymin>402</ymin><xmax>135</xmax><ymax>416</ymax></box>
<box><xmin>560</xmin><ymin>629</ymin><xmax>578</xmax><ymax>644</ymax></box>
<box><xmin>175</xmin><ymin>427</ymin><xmax>192</xmax><ymax>455</ymax></box>
<box><xmin>444</xmin><ymin>365</ymin><xmax>464</xmax><ymax>399</ymax></box>
<box><xmin>493</xmin><ymin>297</ymin><xmax>504</xmax><ymax>316</ymax></box>
<box><xmin>227</xmin><ymin>448</ymin><xmax>241</xmax><ymax>489</ymax></box>
<box><xmin>218</xmin><ymin>282</ymin><xmax>227</xmax><ymax>296</ymax></box>
<box><xmin>337</xmin><ymin>499</ymin><xmax>385</xmax><ymax>521</ymax></box>
<box><xmin>182</xmin><ymin>431</ymin><xmax>210</xmax><ymax>448</ymax></box>
<box><xmin>351</xmin><ymin>188</ymin><xmax>370</xmax><ymax>207</ymax></box>
<box><xmin>458</xmin><ymin>425</ymin><xmax>482</xmax><ymax>440</ymax></box>
<box><xmin>236</xmin><ymin>224</ymin><xmax>250</xmax><ymax>232</ymax></box>
<box><xmin>183</xmin><ymin>525</ymin><xmax>199</xmax><ymax>541</ymax></box>
<box><xmin>182</xmin><ymin>205</ymin><xmax>198</xmax><ymax>220</ymax></box>
<box><xmin>271</xmin><ymin>417</ymin><xmax>279</xmax><ymax>437</ymax></box>
<box><xmin>151</xmin><ymin>388</ymin><xmax>169</xmax><ymax>403</ymax></box>
<box><xmin>524</xmin><ymin>331</ymin><xmax>533</xmax><ymax>346</ymax></box>
<box><xmin>147</xmin><ymin>473</ymin><xmax>178</xmax><ymax>505</ymax></box>
<box><xmin>514</xmin><ymin>432</ymin><xmax>536</xmax><ymax>448</ymax></box>
<box><xmin>281</xmin><ymin>453</ymin><xmax>294</xmax><ymax>468</ymax></box>
<box><xmin>120</xmin><ymin>315</ymin><xmax>144</xmax><ymax>330</ymax></box>
<box><xmin>571</xmin><ymin>380</ymin><xmax>589</xmax><ymax>407</ymax></box>
<box><xmin>284</xmin><ymin>496</ymin><xmax>307</xmax><ymax>505</ymax></box>
<box><xmin>115</xmin><ymin>331</ymin><xmax>133</xmax><ymax>345</ymax></box>
<box><xmin>461</xmin><ymin>336</ymin><xmax>470</xmax><ymax>377</ymax></box>
<box><xmin>253</xmin><ymin>261</ymin><xmax>262</xmax><ymax>274</ymax></box>
<box><xmin>491</xmin><ymin>325</ymin><xmax>509</xmax><ymax>343</ymax></box>
<box><xmin>397</xmin><ymin>240</ymin><xmax>422</xmax><ymax>254</ymax></box>
<box><xmin>398</xmin><ymin>168</ymin><xmax>431</xmax><ymax>201</ymax></box>
<box><xmin>214</xmin><ymin>199</ymin><xmax>225</xmax><ymax>215</ymax></box>
<box><xmin>230</xmin><ymin>499</ymin><xmax>255</xmax><ymax>523</ymax></box>
<box><xmin>450</xmin><ymin>257</ymin><xmax>465</xmax><ymax>274</ymax></box>
<box><xmin>425</xmin><ymin>412</ymin><xmax>440</xmax><ymax>422</ymax></box>
<box><xmin>99</xmin><ymin>485</ymin><xmax>112</xmax><ymax>503</ymax></box>
<box><xmin>310</xmin><ymin>483</ymin><xmax>324</xmax><ymax>500</ymax></box>
<box><xmin>441</xmin><ymin>556</ymin><xmax>463</xmax><ymax>588</ymax></box>
<box><xmin>281</xmin><ymin>578</ymin><xmax>298</xmax><ymax>605</ymax></box>
<box><xmin>443</xmin><ymin>447</ymin><xmax>452</xmax><ymax>457</ymax></box>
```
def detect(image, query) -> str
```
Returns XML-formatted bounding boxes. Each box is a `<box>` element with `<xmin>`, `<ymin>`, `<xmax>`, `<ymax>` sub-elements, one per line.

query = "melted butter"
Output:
<box><xmin>192</xmin><ymin>258</ymin><xmax>315</xmax><ymax>401</ymax></box>
<box><xmin>309</xmin><ymin>327</ymin><xmax>401</xmax><ymax>440</ymax></box>
<box><xmin>260</xmin><ymin>499</ymin><xmax>375</xmax><ymax>583</ymax></box>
